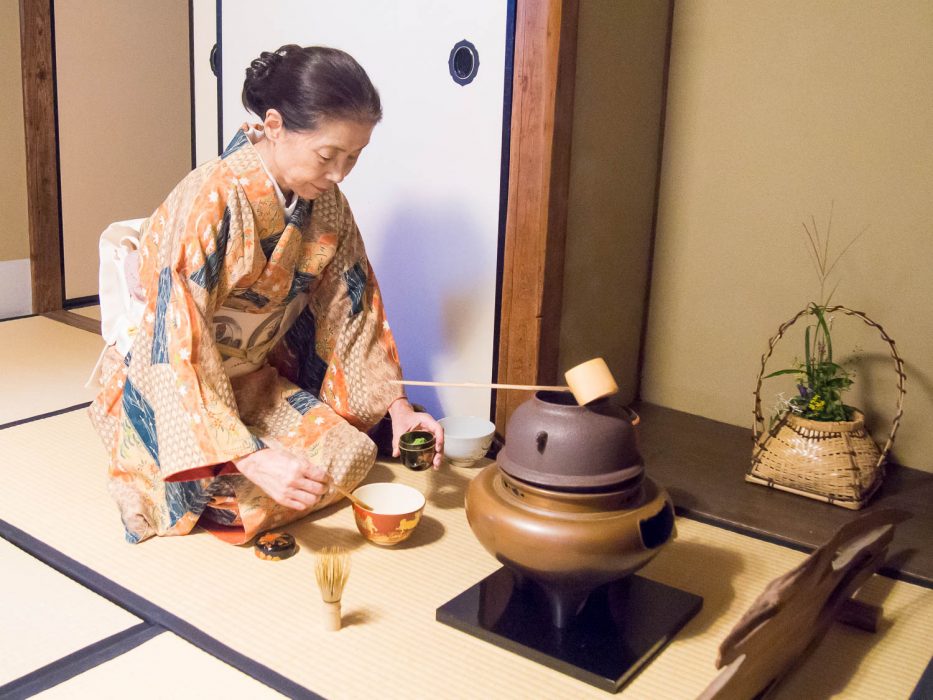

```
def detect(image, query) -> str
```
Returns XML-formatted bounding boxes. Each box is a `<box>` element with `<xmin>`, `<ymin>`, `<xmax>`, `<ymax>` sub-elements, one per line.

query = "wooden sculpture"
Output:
<box><xmin>699</xmin><ymin>508</ymin><xmax>909</xmax><ymax>700</ymax></box>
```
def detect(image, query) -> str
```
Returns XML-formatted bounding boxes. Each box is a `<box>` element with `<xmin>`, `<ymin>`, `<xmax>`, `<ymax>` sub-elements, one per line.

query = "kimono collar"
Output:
<box><xmin>221</xmin><ymin>128</ymin><xmax>306</xmax><ymax>228</ymax></box>
<box><xmin>241</xmin><ymin>126</ymin><xmax>298</xmax><ymax>218</ymax></box>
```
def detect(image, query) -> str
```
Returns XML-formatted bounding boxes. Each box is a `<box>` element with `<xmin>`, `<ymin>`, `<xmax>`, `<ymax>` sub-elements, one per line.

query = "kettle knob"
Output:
<box><xmin>536</xmin><ymin>431</ymin><xmax>548</xmax><ymax>453</ymax></box>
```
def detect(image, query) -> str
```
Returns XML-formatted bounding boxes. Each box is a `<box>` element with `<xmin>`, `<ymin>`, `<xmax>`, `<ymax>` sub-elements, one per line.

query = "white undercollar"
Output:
<box><xmin>244</xmin><ymin>126</ymin><xmax>298</xmax><ymax>219</ymax></box>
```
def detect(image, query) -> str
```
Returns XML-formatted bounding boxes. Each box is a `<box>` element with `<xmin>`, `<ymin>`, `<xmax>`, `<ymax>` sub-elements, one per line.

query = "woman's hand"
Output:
<box><xmin>388</xmin><ymin>398</ymin><xmax>444</xmax><ymax>469</ymax></box>
<box><xmin>233</xmin><ymin>447</ymin><xmax>329</xmax><ymax>510</ymax></box>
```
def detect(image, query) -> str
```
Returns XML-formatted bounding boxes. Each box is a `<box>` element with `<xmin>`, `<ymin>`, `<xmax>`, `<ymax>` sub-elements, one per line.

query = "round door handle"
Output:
<box><xmin>449</xmin><ymin>39</ymin><xmax>479</xmax><ymax>86</ymax></box>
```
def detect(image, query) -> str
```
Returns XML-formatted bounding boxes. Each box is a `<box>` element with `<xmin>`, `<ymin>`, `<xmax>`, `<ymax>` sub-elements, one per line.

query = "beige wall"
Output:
<box><xmin>559</xmin><ymin>0</ymin><xmax>671</xmax><ymax>403</ymax></box>
<box><xmin>1</xmin><ymin>0</ymin><xmax>29</xmax><ymax>262</ymax></box>
<box><xmin>643</xmin><ymin>1</ymin><xmax>933</xmax><ymax>471</ymax></box>
<box><xmin>56</xmin><ymin>0</ymin><xmax>191</xmax><ymax>299</ymax></box>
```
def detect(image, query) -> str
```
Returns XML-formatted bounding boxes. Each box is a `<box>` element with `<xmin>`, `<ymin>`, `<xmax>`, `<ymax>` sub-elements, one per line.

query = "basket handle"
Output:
<box><xmin>752</xmin><ymin>305</ymin><xmax>906</xmax><ymax>469</ymax></box>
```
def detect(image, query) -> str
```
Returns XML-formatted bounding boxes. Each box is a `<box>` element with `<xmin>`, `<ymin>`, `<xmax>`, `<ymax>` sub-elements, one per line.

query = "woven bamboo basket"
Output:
<box><xmin>748</xmin><ymin>306</ymin><xmax>906</xmax><ymax>509</ymax></box>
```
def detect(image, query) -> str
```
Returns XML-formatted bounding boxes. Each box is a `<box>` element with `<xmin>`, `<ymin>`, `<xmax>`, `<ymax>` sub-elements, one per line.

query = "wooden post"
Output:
<box><xmin>20</xmin><ymin>0</ymin><xmax>63</xmax><ymax>313</ymax></box>
<box><xmin>496</xmin><ymin>0</ymin><xmax>579</xmax><ymax>432</ymax></box>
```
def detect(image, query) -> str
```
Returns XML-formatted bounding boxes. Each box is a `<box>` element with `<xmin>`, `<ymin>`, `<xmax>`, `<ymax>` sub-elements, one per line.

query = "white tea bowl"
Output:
<box><xmin>439</xmin><ymin>415</ymin><xmax>496</xmax><ymax>467</ymax></box>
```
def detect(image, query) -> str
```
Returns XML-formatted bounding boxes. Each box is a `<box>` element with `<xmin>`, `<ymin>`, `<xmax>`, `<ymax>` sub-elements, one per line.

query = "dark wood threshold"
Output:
<box><xmin>634</xmin><ymin>401</ymin><xmax>933</xmax><ymax>588</ymax></box>
<box><xmin>42</xmin><ymin>310</ymin><xmax>101</xmax><ymax>336</ymax></box>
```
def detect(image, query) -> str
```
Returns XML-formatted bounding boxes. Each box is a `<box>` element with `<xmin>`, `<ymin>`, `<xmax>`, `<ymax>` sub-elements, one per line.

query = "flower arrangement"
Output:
<box><xmin>765</xmin><ymin>209</ymin><xmax>866</xmax><ymax>424</ymax></box>
<box><xmin>749</xmin><ymin>210</ymin><xmax>901</xmax><ymax>509</ymax></box>
<box><xmin>765</xmin><ymin>302</ymin><xmax>854</xmax><ymax>421</ymax></box>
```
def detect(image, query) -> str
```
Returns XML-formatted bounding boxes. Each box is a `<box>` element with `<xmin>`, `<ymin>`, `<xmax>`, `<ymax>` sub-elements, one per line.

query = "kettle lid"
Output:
<box><xmin>498</xmin><ymin>391</ymin><xmax>644</xmax><ymax>491</ymax></box>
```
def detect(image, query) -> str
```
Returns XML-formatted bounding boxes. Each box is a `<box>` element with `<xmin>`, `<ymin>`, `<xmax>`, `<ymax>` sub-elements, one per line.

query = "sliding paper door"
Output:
<box><xmin>220</xmin><ymin>0</ymin><xmax>513</xmax><ymax>419</ymax></box>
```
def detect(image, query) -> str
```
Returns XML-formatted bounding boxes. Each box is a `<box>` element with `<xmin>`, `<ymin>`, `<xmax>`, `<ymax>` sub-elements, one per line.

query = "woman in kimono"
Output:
<box><xmin>90</xmin><ymin>45</ymin><xmax>443</xmax><ymax>544</ymax></box>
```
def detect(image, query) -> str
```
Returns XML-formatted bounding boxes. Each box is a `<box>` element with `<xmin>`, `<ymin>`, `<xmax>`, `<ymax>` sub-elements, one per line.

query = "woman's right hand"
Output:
<box><xmin>233</xmin><ymin>447</ymin><xmax>330</xmax><ymax>511</ymax></box>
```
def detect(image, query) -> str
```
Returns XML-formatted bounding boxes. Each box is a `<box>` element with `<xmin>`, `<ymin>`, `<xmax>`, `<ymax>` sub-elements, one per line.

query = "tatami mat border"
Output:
<box><xmin>0</xmin><ymin>623</ymin><xmax>161</xmax><ymax>699</ymax></box>
<box><xmin>0</xmin><ymin>313</ymin><xmax>37</xmax><ymax>323</ymax></box>
<box><xmin>65</xmin><ymin>295</ymin><xmax>100</xmax><ymax>310</ymax></box>
<box><xmin>0</xmin><ymin>520</ymin><xmax>323</xmax><ymax>700</ymax></box>
<box><xmin>909</xmin><ymin>657</ymin><xmax>933</xmax><ymax>700</ymax></box>
<box><xmin>0</xmin><ymin>402</ymin><xmax>91</xmax><ymax>432</ymax></box>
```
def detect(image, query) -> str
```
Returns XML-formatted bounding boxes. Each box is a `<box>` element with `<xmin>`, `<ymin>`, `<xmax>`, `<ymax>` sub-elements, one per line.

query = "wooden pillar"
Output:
<box><xmin>20</xmin><ymin>0</ymin><xmax>63</xmax><ymax>313</ymax></box>
<box><xmin>496</xmin><ymin>0</ymin><xmax>579</xmax><ymax>431</ymax></box>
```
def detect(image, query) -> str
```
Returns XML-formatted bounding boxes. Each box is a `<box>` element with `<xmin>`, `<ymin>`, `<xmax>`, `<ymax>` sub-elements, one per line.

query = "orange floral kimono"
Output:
<box><xmin>89</xmin><ymin>131</ymin><xmax>403</xmax><ymax>544</ymax></box>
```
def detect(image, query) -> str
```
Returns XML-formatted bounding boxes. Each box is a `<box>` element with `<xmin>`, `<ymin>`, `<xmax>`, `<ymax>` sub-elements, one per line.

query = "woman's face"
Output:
<box><xmin>261</xmin><ymin>112</ymin><xmax>375</xmax><ymax>200</ymax></box>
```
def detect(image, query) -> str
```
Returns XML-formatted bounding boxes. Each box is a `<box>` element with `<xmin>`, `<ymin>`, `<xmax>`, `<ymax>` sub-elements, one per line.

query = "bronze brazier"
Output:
<box><xmin>465</xmin><ymin>391</ymin><xmax>675</xmax><ymax>628</ymax></box>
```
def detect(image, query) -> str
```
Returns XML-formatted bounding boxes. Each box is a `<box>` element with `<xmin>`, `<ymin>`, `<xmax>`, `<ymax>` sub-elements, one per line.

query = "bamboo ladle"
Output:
<box><xmin>389</xmin><ymin>357</ymin><xmax>619</xmax><ymax>406</ymax></box>
<box><xmin>331</xmin><ymin>482</ymin><xmax>373</xmax><ymax>511</ymax></box>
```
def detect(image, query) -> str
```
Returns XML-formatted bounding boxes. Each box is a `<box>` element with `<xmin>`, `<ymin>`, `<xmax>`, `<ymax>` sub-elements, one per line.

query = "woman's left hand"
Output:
<box><xmin>388</xmin><ymin>398</ymin><xmax>444</xmax><ymax>469</ymax></box>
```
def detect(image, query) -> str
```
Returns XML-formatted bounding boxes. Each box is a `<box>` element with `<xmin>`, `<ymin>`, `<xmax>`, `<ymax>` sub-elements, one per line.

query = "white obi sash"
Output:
<box><xmin>213</xmin><ymin>293</ymin><xmax>307</xmax><ymax>378</ymax></box>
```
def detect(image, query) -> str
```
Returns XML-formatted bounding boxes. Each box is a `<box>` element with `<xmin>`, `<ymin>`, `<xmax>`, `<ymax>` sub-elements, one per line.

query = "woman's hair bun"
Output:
<box><xmin>246</xmin><ymin>49</ymin><xmax>286</xmax><ymax>82</ymax></box>
<box><xmin>241</xmin><ymin>44</ymin><xmax>381</xmax><ymax>130</ymax></box>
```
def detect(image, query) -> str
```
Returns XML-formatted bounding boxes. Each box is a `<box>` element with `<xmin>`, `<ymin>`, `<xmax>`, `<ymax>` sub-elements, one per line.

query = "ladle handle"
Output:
<box><xmin>332</xmin><ymin>482</ymin><xmax>373</xmax><ymax>511</ymax></box>
<box><xmin>389</xmin><ymin>379</ymin><xmax>569</xmax><ymax>392</ymax></box>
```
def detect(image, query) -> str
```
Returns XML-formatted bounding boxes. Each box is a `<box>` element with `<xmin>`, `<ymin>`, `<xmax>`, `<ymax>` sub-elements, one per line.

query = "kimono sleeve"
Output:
<box><xmin>123</xmin><ymin>174</ymin><xmax>264</xmax><ymax>481</ymax></box>
<box><xmin>286</xmin><ymin>190</ymin><xmax>404</xmax><ymax>430</ymax></box>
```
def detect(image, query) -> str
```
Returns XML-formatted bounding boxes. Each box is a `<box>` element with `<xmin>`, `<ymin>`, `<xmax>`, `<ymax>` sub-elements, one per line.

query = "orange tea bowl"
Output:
<box><xmin>351</xmin><ymin>482</ymin><xmax>426</xmax><ymax>546</ymax></box>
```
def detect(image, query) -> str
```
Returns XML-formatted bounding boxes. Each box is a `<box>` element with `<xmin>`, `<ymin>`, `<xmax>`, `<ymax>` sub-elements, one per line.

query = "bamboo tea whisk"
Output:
<box><xmin>314</xmin><ymin>546</ymin><xmax>351</xmax><ymax>631</ymax></box>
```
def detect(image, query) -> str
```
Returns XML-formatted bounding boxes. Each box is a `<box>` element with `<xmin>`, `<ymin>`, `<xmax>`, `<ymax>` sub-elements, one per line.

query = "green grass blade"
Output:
<box><xmin>764</xmin><ymin>368</ymin><xmax>802</xmax><ymax>378</ymax></box>
<box><xmin>804</xmin><ymin>323</ymin><xmax>813</xmax><ymax>385</ymax></box>
<box><xmin>815</xmin><ymin>306</ymin><xmax>833</xmax><ymax>362</ymax></box>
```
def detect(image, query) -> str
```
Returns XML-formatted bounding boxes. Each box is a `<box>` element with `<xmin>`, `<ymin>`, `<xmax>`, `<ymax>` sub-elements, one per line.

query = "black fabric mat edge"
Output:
<box><xmin>910</xmin><ymin>656</ymin><xmax>933</xmax><ymax>700</ymax></box>
<box><xmin>0</xmin><ymin>313</ymin><xmax>37</xmax><ymax>323</ymax></box>
<box><xmin>0</xmin><ymin>311</ymin><xmax>99</xmax><ymax>433</ymax></box>
<box><xmin>0</xmin><ymin>623</ymin><xmax>162</xmax><ymax>699</ymax></box>
<box><xmin>0</xmin><ymin>402</ymin><xmax>91</xmax><ymax>432</ymax></box>
<box><xmin>0</xmin><ymin>520</ymin><xmax>322</xmax><ymax>700</ymax></box>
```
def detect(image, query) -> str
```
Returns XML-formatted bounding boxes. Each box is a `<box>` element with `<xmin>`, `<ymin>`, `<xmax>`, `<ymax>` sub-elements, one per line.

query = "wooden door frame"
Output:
<box><xmin>20</xmin><ymin>0</ymin><xmax>63</xmax><ymax>313</ymax></box>
<box><xmin>21</xmin><ymin>0</ymin><xmax>579</xmax><ymax>418</ymax></box>
<box><xmin>495</xmin><ymin>0</ymin><xmax>579</xmax><ymax>429</ymax></box>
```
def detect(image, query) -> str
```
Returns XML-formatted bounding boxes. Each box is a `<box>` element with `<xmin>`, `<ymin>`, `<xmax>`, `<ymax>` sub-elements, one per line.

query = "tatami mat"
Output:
<box><xmin>35</xmin><ymin>632</ymin><xmax>286</xmax><ymax>699</ymax></box>
<box><xmin>0</xmin><ymin>316</ymin><xmax>102</xmax><ymax>425</ymax></box>
<box><xmin>0</xmin><ymin>410</ymin><xmax>930</xmax><ymax>699</ymax></box>
<box><xmin>0</xmin><ymin>538</ymin><xmax>140</xmax><ymax>686</ymax></box>
<box><xmin>69</xmin><ymin>305</ymin><xmax>101</xmax><ymax>321</ymax></box>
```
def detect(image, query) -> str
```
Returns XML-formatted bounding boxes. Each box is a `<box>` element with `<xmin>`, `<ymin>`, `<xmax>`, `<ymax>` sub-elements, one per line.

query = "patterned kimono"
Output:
<box><xmin>89</xmin><ymin>131</ymin><xmax>403</xmax><ymax>544</ymax></box>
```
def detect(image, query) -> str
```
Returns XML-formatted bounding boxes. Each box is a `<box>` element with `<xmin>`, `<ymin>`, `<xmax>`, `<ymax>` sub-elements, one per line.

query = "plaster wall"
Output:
<box><xmin>559</xmin><ymin>0</ymin><xmax>671</xmax><ymax>404</ymax></box>
<box><xmin>643</xmin><ymin>1</ymin><xmax>933</xmax><ymax>471</ymax></box>
<box><xmin>55</xmin><ymin>0</ymin><xmax>191</xmax><ymax>300</ymax></box>
<box><xmin>1</xmin><ymin>0</ymin><xmax>29</xmax><ymax>263</ymax></box>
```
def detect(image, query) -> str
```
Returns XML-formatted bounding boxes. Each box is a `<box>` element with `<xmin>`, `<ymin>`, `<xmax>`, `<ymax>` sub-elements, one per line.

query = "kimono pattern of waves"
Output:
<box><xmin>89</xmin><ymin>131</ymin><xmax>403</xmax><ymax>544</ymax></box>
